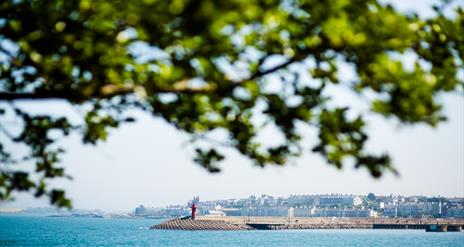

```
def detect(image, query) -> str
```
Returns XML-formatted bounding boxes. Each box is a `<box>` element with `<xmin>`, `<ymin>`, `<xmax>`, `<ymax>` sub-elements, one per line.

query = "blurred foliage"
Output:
<box><xmin>0</xmin><ymin>0</ymin><xmax>462</xmax><ymax>207</ymax></box>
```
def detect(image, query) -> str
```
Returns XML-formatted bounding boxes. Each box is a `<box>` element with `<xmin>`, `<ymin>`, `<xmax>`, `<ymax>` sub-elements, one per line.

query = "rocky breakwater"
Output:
<box><xmin>150</xmin><ymin>218</ymin><xmax>253</xmax><ymax>231</ymax></box>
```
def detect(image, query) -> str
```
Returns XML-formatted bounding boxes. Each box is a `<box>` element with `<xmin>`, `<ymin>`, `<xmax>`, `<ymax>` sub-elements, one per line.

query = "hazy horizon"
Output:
<box><xmin>5</xmin><ymin>190</ymin><xmax>464</xmax><ymax>212</ymax></box>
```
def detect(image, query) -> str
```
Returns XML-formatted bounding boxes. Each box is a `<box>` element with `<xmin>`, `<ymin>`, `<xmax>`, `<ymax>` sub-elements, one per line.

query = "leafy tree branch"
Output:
<box><xmin>0</xmin><ymin>0</ymin><xmax>462</xmax><ymax>207</ymax></box>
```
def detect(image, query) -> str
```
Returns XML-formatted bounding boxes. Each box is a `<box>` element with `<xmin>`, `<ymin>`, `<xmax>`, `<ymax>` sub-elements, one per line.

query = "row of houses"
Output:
<box><xmin>134</xmin><ymin>195</ymin><xmax>464</xmax><ymax>218</ymax></box>
<box><xmin>383</xmin><ymin>202</ymin><xmax>464</xmax><ymax>218</ymax></box>
<box><xmin>198</xmin><ymin>194</ymin><xmax>364</xmax><ymax>210</ymax></box>
<box><xmin>209</xmin><ymin>205</ymin><xmax>463</xmax><ymax>218</ymax></box>
<box><xmin>206</xmin><ymin>206</ymin><xmax>377</xmax><ymax>218</ymax></box>
<box><xmin>292</xmin><ymin>208</ymin><xmax>377</xmax><ymax>217</ymax></box>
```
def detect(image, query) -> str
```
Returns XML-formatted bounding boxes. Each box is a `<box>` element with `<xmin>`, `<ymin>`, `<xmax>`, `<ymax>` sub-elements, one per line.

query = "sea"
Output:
<box><xmin>0</xmin><ymin>215</ymin><xmax>463</xmax><ymax>246</ymax></box>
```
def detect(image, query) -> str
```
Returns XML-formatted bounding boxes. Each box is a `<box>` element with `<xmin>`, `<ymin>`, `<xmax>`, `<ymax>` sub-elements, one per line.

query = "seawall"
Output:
<box><xmin>197</xmin><ymin>216</ymin><xmax>464</xmax><ymax>230</ymax></box>
<box><xmin>151</xmin><ymin>216</ymin><xmax>464</xmax><ymax>231</ymax></box>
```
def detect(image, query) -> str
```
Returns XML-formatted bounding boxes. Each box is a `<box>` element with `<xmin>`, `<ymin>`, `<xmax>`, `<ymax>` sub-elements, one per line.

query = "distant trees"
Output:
<box><xmin>367</xmin><ymin>193</ymin><xmax>377</xmax><ymax>201</ymax></box>
<box><xmin>0</xmin><ymin>0</ymin><xmax>462</xmax><ymax>207</ymax></box>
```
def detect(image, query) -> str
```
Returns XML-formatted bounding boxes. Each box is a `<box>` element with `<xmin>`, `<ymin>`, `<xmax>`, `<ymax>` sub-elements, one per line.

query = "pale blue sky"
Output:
<box><xmin>1</xmin><ymin>0</ymin><xmax>463</xmax><ymax>211</ymax></box>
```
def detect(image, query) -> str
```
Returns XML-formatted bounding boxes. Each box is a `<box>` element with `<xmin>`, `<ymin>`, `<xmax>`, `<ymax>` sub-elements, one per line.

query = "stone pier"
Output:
<box><xmin>150</xmin><ymin>218</ymin><xmax>253</xmax><ymax>231</ymax></box>
<box><xmin>151</xmin><ymin>216</ymin><xmax>464</xmax><ymax>231</ymax></box>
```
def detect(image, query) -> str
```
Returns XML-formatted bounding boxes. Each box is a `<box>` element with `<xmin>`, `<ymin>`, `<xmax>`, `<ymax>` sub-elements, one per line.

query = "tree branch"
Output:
<box><xmin>245</xmin><ymin>57</ymin><xmax>299</xmax><ymax>82</ymax></box>
<box><xmin>0</xmin><ymin>92</ymin><xmax>73</xmax><ymax>101</ymax></box>
<box><xmin>0</xmin><ymin>85</ymin><xmax>216</xmax><ymax>101</ymax></box>
<box><xmin>0</xmin><ymin>58</ymin><xmax>299</xmax><ymax>101</ymax></box>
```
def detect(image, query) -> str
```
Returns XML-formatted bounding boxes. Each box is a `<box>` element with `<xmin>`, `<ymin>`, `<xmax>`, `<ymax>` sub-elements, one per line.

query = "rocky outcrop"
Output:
<box><xmin>150</xmin><ymin>219</ymin><xmax>253</xmax><ymax>231</ymax></box>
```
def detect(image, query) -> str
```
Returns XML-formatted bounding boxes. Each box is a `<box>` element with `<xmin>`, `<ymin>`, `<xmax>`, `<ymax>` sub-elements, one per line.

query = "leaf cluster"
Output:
<box><xmin>0</xmin><ymin>0</ymin><xmax>462</xmax><ymax>207</ymax></box>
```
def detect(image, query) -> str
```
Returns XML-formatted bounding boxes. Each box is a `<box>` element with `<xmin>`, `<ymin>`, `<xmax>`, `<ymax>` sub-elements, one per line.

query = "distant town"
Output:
<box><xmin>2</xmin><ymin>193</ymin><xmax>463</xmax><ymax>219</ymax></box>
<box><xmin>134</xmin><ymin>194</ymin><xmax>464</xmax><ymax>219</ymax></box>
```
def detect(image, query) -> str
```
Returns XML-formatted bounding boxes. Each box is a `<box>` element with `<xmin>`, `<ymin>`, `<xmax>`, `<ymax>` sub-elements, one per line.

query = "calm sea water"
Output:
<box><xmin>0</xmin><ymin>215</ymin><xmax>463</xmax><ymax>246</ymax></box>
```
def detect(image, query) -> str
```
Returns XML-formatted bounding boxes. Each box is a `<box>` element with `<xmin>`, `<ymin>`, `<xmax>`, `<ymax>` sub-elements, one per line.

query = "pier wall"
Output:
<box><xmin>197</xmin><ymin>216</ymin><xmax>464</xmax><ymax>230</ymax></box>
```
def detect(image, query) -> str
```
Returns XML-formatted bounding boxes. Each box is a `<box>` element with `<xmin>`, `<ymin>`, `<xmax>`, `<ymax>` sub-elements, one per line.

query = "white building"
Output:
<box><xmin>446</xmin><ymin>207</ymin><xmax>464</xmax><ymax>218</ymax></box>
<box><xmin>292</xmin><ymin>207</ymin><xmax>312</xmax><ymax>217</ymax></box>
<box><xmin>319</xmin><ymin>194</ymin><xmax>361</xmax><ymax>207</ymax></box>
<box><xmin>240</xmin><ymin>206</ymin><xmax>288</xmax><ymax>217</ymax></box>
<box><xmin>311</xmin><ymin>208</ymin><xmax>377</xmax><ymax>217</ymax></box>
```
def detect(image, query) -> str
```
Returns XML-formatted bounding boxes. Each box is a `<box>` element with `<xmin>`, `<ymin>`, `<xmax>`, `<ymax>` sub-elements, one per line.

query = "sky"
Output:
<box><xmin>1</xmin><ymin>0</ymin><xmax>463</xmax><ymax>211</ymax></box>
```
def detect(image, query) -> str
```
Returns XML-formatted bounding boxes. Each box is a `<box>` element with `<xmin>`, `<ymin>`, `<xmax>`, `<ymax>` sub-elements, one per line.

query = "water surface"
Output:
<box><xmin>0</xmin><ymin>215</ymin><xmax>463</xmax><ymax>246</ymax></box>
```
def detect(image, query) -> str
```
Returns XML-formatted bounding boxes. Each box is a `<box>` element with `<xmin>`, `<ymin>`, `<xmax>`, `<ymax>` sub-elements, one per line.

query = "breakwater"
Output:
<box><xmin>199</xmin><ymin>216</ymin><xmax>464</xmax><ymax>230</ymax></box>
<box><xmin>150</xmin><ymin>218</ymin><xmax>253</xmax><ymax>230</ymax></box>
<box><xmin>151</xmin><ymin>216</ymin><xmax>464</xmax><ymax>231</ymax></box>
